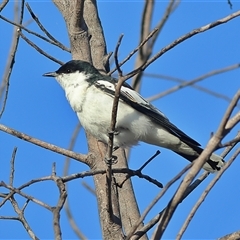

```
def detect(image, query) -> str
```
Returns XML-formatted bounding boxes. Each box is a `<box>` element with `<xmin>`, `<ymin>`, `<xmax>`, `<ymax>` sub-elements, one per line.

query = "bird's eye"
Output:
<box><xmin>67</xmin><ymin>69</ymin><xmax>71</xmax><ymax>73</ymax></box>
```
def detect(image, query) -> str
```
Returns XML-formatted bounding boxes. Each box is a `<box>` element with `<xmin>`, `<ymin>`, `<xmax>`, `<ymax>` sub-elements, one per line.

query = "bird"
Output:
<box><xmin>43</xmin><ymin>60</ymin><xmax>224</xmax><ymax>172</ymax></box>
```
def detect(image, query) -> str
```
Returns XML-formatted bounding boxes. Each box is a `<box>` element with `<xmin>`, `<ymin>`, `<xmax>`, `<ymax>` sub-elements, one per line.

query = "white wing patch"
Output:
<box><xmin>95</xmin><ymin>80</ymin><xmax>167</xmax><ymax>119</ymax></box>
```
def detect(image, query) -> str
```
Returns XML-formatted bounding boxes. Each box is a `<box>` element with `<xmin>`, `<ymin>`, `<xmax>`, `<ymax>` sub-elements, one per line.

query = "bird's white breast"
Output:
<box><xmin>74</xmin><ymin>85</ymin><xmax>152</xmax><ymax>147</ymax></box>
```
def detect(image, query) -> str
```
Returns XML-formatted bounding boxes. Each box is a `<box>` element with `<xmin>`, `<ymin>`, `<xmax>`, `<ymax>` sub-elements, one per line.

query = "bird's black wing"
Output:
<box><xmin>94</xmin><ymin>78</ymin><xmax>201</xmax><ymax>147</ymax></box>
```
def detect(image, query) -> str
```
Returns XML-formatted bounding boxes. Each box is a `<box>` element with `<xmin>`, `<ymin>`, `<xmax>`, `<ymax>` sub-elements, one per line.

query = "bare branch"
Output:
<box><xmin>0</xmin><ymin>14</ymin><xmax>70</xmax><ymax>51</ymax></box>
<box><xmin>0</xmin><ymin>0</ymin><xmax>24</xmax><ymax>118</ymax></box>
<box><xmin>25</xmin><ymin>2</ymin><xmax>69</xmax><ymax>52</ymax></box>
<box><xmin>1</xmin><ymin>182</ymin><xmax>52</xmax><ymax>210</ymax></box>
<box><xmin>132</xmin><ymin>0</ymin><xmax>178</xmax><ymax>91</ymax></box>
<box><xmin>152</xmin><ymin>90</ymin><xmax>240</xmax><ymax>239</ymax></box>
<box><xmin>225</xmin><ymin>112</ymin><xmax>240</xmax><ymax>131</ymax></box>
<box><xmin>108</xmin><ymin>28</ymin><xmax>158</xmax><ymax>76</ymax></box>
<box><xmin>149</xmin><ymin>0</ymin><xmax>177</xmax><ymax>49</ymax></box>
<box><xmin>63</xmin><ymin>123</ymin><xmax>87</xmax><ymax>240</ymax></box>
<box><xmin>219</xmin><ymin>230</ymin><xmax>240</xmax><ymax>240</ymax></box>
<box><xmin>10</xmin><ymin>197</ymin><xmax>39</xmax><ymax>240</ymax></box>
<box><xmin>146</xmin><ymin>63</ymin><xmax>240</xmax><ymax>101</ymax></box>
<box><xmin>144</xmin><ymin>72</ymin><xmax>240</xmax><ymax>108</ymax></box>
<box><xmin>0</xmin><ymin>123</ymin><xmax>87</xmax><ymax>164</ymax></box>
<box><xmin>9</xmin><ymin>147</ymin><xmax>17</xmax><ymax>186</ymax></box>
<box><xmin>19</xmin><ymin>31</ymin><xmax>64</xmax><ymax>65</ymax></box>
<box><xmin>140</xmin><ymin>0</ymin><xmax>154</xmax><ymax>57</ymax></box>
<box><xmin>105</xmin><ymin>34</ymin><xmax>124</xmax><ymax>163</ymax></box>
<box><xmin>118</xmin><ymin>150</ymin><xmax>163</xmax><ymax>189</ymax></box>
<box><xmin>105</xmin><ymin>33</ymin><xmax>124</xmax><ymax>225</ymax></box>
<box><xmin>81</xmin><ymin>181</ymin><xmax>96</xmax><ymax>195</ymax></box>
<box><xmin>84</xmin><ymin>0</ymin><xmax>108</xmax><ymax>70</ymax></box>
<box><xmin>0</xmin><ymin>0</ymin><xmax>9</xmax><ymax>12</ymax></box>
<box><xmin>127</xmin><ymin>163</ymin><xmax>192</xmax><ymax>240</ymax></box>
<box><xmin>52</xmin><ymin>173</ymin><xmax>67</xmax><ymax>240</ymax></box>
<box><xmin>125</xmin><ymin>11</ymin><xmax>240</xmax><ymax>81</ymax></box>
<box><xmin>177</xmin><ymin>146</ymin><xmax>240</xmax><ymax>240</ymax></box>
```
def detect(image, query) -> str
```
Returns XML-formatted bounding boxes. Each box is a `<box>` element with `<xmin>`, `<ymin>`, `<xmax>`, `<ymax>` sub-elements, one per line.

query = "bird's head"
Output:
<box><xmin>43</xmin><ymin>60</ymin><xmax>101</xmax><ymax>89</ymax></box>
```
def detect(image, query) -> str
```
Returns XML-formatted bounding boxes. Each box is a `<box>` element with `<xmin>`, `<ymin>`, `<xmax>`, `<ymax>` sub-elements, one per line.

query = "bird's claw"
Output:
<box><xmin>108</xmin><ymin>129</ymin><xmax>120</xmax><ymax>136</ymax></box>
<box><xmin>105</xmin><ymin>155</ymin><xmax>118</xmax><ymax>165</ymax></box>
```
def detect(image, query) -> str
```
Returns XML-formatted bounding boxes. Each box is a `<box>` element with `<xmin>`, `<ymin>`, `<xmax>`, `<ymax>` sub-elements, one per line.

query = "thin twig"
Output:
<box><xmin>25</xmin><ymin>2</ymin><xmax>69</xmax><ymax>51</ymax></box>
<box><xmin>118</xmin><ymin>151</ymin><xmax>163</xmax><ymax>189</ymax></box>
<box><xmin>1</xmin><ymin>182</ymin><xmax>52</xmax><ymax>211</ymax></box>
<box><xmin>132</xmin><ymin>0</ymin><xmax>178</xmax><ymax>91</ymax></box>
<box><xmin>0</xmin><ymin>123</ymin><xmax>87</xmax><ymax>163</ymax></box>
<box><xmin>227</xmin><ymin>0</ymin><xmax>233</xmax><ymax>9</ymax></box>
<box><xmin>81</xmin><ymin>181</ymin><xmax>96</xmax><ymax>196</ymax></box>
<box><xmin>144</xmin><ymin>72</ymin><xmax>240</xmax><ymax>109</ymax></box>
<box><xmin>52</xmin><ymin>173</ymin><xmax>67</xmax><ymax>240</ymax></box>
<box><xmin>63</xmin><ymin>123</ymin><xmax>82</xmax><ymax>176</ymax></box>
<box><xmin>62</xmin><ymin>122</ymin><xmax>87</xmax><ymax>240</ymax></box>
<box><xmin>147</xmin><ymin>63</ymin><xmax>240</xmax><ymax>101</ymax></box>
<box><xmin>0</xmin><ymin>0</ymin><xmax>24</xmax><ymax>118</ymax></box>
<box><xmin>63</xmin><ymin>167</ymin><xmax>163</xmax><ymax>188</ymax></box>
<box><xmin>219</xmin><ymin>135</ymin><xmax>240</xmax><ymax>148</ymax></box>
<box><xmin>176</xmin><ymin>141</ymin><xmax>240</xmax><ymax>239</ymax></box>
<box><xmin>0</xmin><ymin>14</ymin><xmax>70</xmax><ymax>52</ymax></box>
<box><xmin>19</xmin><ymin>31</ymin><xmax>64</xmax><ymax>65</ymax></box>
<box><xmin>0</xmin><ymin>0</ymin><xmax>9</xmax><ymax>12</ymax></box>
<box><xmin>124</xmin><ymin>11</ymin><xmax>240</xmax><ymax>81</ymax></box>
<box><xmin>149</xmin><ymin>0</ymin><xmax>177</xmax><ymax>49</ymax></box>
<box><xmin>152</xmin><ymin>90</ymin><xmax>240</xmax><ymax>239</ymax></box>
<box><xmin>10</xmin><ymin>197</ymin><xmax>39</xmax><ymax>240</ymax></box>
<box><xmin>126</xmin><ymin>163</ymin><xmax>192</xmax><ymax>240</ymax></box>
<box><xmin>138</xmin><ymin>150</ymin><xmax>161</xmax><ymax>172</ymax></box>
<box><xmin>9</xmin><ymin>147</ymin><xmax>17</xmax><ymax>186</ymax></box>
<box><xmin>108</xmin><ymin>28</ymin><xmax>158</xmax><ymax>76</ymax></box>
<box><xmin>105</xmin><ymin>34</ymin><xmax>124</xmax><ymax>220</ymax></box>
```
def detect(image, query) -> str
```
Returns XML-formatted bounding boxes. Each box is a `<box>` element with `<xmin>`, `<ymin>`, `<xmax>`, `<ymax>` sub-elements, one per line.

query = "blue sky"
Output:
<box><xmin>0</xmin><ymin>1</ymin><xmax>240</xmax><ymax>239</ymax></box>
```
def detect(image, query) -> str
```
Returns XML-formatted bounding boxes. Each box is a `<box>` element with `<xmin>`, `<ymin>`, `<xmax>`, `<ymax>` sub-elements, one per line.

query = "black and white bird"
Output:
<box><xmin>43</xmin><ymin>60</ymin><xmax>224</xmax><ymax>172</ymax></box>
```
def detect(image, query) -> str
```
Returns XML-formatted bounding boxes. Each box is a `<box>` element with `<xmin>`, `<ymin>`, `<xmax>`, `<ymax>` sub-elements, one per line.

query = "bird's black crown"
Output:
<box><xmin>56</xmin><ymin>60</ymin><xmax>100</xmax><ymax>75</ymax></box>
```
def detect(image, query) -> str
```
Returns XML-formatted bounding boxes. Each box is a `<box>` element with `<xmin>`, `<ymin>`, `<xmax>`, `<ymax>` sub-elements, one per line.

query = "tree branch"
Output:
<box><xmin>125</xmin><ymin>10</ymin><xmax>240</xmax><ymax>81</ymax></box>
<box><xmin>0</xmin><ymin>123</ymin><xmax>87</xmax><ymax>163</ymax></box>
<box><xmin>152</xmin><ymin>90</ymin><xmax>240</xmax><ymax>239</ymax></box>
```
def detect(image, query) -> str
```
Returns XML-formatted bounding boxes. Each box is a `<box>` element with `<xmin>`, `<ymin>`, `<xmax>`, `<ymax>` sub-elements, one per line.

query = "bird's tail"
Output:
<box><xmin>174</xmin><ymin>146</ymin><xmax>224</xmax><ymax>173</ymax></box>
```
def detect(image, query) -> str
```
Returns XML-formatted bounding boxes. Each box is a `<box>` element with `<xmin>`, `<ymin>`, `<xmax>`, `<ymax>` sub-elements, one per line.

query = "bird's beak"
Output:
<box><xmin>43</xmin><ymin>72</ymin><xmax>57</xmax><ymax>77</ymax></box>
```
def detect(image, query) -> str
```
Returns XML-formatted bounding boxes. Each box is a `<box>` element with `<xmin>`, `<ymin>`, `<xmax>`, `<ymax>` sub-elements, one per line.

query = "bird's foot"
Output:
<box><xmin>113</xmin><ymin>146</ymin><xmax>119</xmax><ymax>152</ymax></box>
<box><xmin>104</xmin><ymin>155</ymin><xmax>118</xmax><ymax>166</ymax></box>
<box><xmin>108</xmin><ymin>129</ymin><xmax>120</xmax><ymax>136</ymax></box>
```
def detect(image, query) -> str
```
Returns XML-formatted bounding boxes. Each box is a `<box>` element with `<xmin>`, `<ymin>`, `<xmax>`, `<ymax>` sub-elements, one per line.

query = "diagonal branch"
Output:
<box><xmin>0</xmin><ymin>0</ymin><xmax>9</xmax><ymax>12</ymax></box>
<box><xmin>176</xmin><ymin>144</ymin><xmax>240</xmax><ymax>239</ymax></box>
<box><xmin>146</xmin><ymin>63</ymin><xmax>240</xmax><ymax>101</ymax></box>
<box><xmin>125</xmin><ymin>10</ymin><xmax>240</xmax><ymax>81</ymax></box>
<box><xmin>25</xmin><ymin>3</ymin><xmax>69</xmax><ymax>52</ymax></box>
<box><xmin>127</xmin><ymin>163</ymin><xmax>192</xmax><ymax>240</ymax></box>
<box><xmin>0</xmin><ymin>123</ymin><xmax>87</xmax><ymax>163</ymax></box>
<box><xmin>133</xmin><ymin>0</ymin><xmax>178</xmax><ymax>91</ymax></box>
<box><xmin>108</xmin><ymin>28</ymin><xmax>158</xmax><ymax>76</ymax></box>
<box><xmin>19</xmin><ymin>31</ymin><xmax>64</xmax><ymax>65</ymax></box>
<box><xmin>152</xmin><ymin>90</ymin><xmax>240</xmax><ymax>239</ymax></box>
<box><xmin>0</xmin><ymin>14</ymin><xmax>70</xmax><ymax>51</ymax></box>
<box><xmin>144</xmin><ymin>72</ymin><xmax>240</xmax><ymax>109</ymax></box>
<box><xmin>0</xmin><ymin>0</ymin><xmax>24</xmax><ymax>118</ymax></box>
